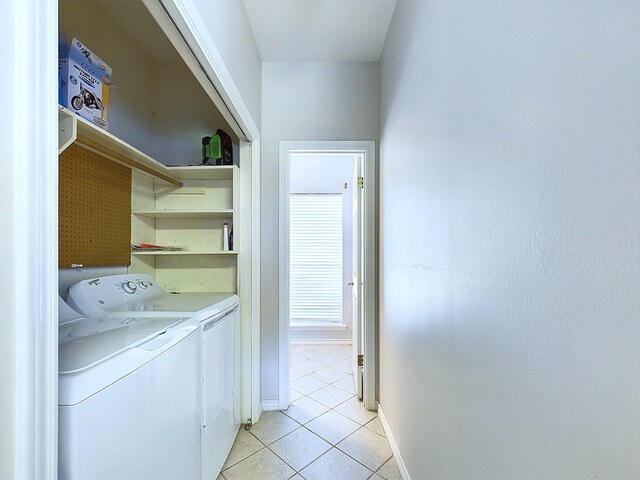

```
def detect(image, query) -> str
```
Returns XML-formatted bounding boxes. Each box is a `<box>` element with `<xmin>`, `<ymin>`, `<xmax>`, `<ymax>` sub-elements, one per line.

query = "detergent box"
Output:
<box><xmin>59</xmin><ymin>37</ymin><xmax>112</xmax><ymax>129</ymax></box>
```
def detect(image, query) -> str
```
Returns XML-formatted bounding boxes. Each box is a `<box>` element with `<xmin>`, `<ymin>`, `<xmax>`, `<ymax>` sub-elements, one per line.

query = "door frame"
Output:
<box><xmin>279</xmin><ymin>141</ymin><xmax>377</xmax><ymax>411</ymax></box>
<box><xmin>1</xmin><ymin>0</ymin><xmax>59</xmax><ymax>478</ymax></box>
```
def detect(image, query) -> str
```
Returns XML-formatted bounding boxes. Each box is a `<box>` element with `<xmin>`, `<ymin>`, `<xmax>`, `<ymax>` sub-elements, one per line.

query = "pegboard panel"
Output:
<box><xmin>59</xmin><ymin>144</ymin><xmax>132</xmax><ymax>268</ymax></box>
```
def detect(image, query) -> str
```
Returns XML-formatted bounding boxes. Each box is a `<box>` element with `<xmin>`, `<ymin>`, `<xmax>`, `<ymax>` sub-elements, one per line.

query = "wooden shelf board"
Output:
<box><xmin>59</xmin><ymin>107</ymin><xmax>182</xmax><ymax>187</ymax></box>
<box><xmin>132</xmin><ymin>209</ymin><xmax>233</xmax><ymax>219</ymax></box>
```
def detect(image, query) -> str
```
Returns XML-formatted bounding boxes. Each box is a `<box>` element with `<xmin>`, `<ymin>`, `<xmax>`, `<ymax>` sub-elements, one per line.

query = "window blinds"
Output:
<box><xmin>289</xmin><ymin>194</ymin><xmax>343</xmax><ymax>324</ymax></box>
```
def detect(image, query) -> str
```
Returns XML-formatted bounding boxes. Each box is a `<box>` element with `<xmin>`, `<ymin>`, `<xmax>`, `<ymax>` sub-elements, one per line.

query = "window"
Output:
<box><xmin>289</xmin><ymin>194</ymin><xmax>343</xmax><ymax>325</ymax></box>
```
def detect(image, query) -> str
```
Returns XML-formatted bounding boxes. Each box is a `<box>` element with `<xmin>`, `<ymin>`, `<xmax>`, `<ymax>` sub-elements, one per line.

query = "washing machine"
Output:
<box><xmin>57</xmin><ymin>297</ymin><xmax>200</xmax><ymax>480</ymax></box>
<box><xmin>66</xmin><ymin>274</ymin><xmax>241</xmax><ymax>480</ymax></box>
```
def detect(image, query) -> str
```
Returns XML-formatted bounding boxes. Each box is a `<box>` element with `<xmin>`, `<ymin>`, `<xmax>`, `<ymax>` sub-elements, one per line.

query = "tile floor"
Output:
<box><xmin>218</xmin><ymin>343</ymin><xmax>401</xmax><ymax>480</ymax></box>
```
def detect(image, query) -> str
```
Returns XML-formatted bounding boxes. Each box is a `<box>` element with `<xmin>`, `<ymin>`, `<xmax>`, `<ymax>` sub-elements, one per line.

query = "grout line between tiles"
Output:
<box><xmin>264</xmin><ymin>440</ymin><xmax>300</xmax><ymax>474</ymax></box>
<box><xmin>371</xmin><ymin>457</ymin><xmax>396</xmax><ymax>480</ymax></box>
<box><xmin>265</xmin><ymin>425</ymin><xmax>333</xmax><ymax>475</ymax></box>
<box><xmin>219</xmin><ymin>428</ymin><xmax>269</xmax><ymax>473</ymax></box>
<box><xmin>226</xmin><ymin>344</ymin><xmax>389</xmax><ymax>479</ymax></box>
<box><xmin>332</xmin><ymin>426</ymin><xmax>393</xmax><ymax>472</ymax></box>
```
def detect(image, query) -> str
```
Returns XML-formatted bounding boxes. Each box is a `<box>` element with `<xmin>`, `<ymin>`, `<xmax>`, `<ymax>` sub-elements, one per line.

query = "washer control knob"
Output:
<box><xmin>122</xmin><ymin>281</ymin><xmax>137</xmax><ymax>294</ymax></box>
<box><xmin>138</xmin><ymin>281</ymin><xmax>149</xmax><ymax>289</ymax></box>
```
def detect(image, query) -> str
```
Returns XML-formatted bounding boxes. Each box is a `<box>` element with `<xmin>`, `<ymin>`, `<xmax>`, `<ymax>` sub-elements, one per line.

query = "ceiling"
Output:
<box><xmin>242</xmin><ymin>0</ymin><xmax>398</xmax><ymax>62</ymax></box>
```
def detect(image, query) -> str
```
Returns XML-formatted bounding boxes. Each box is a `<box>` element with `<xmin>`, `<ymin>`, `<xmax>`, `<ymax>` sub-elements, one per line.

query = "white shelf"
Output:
<box><xmin>133</xmin><ymin>210</ymin><xmax>233</xmax><ymax>219</ymax></box>
<box><xmin>167</xmin><ymin>166</ymin><xmax>235</xmax><ymax>181</ymax></box>
<box><xmin>58</xmin><ymin>107</ymin><xmax>182</xmax><ymax>187</ymax></box>
<box><xmin>132</xmin><ymin>250</ymin><xmax>238</xmax><ymax>256</ymax></box>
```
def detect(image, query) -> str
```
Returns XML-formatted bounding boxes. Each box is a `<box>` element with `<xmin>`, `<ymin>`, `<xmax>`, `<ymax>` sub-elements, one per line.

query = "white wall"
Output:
<box><xmin>189</xmin><ymin>0</ymin><xmax>262</xmax><ymax>132</ymax></box>
<box><xmin>289</xmin><ymin>153</ymin><xmax>355</xmax><ymax>342</ymax></box>
<box><xmin>261</xmin><ymin>62</ymin><xmax>379</xmax><ymax>400</ymax></box>
<box><xmin>151</xmin><ymin>65</ymin><xmax>239</xmax><ymax>165</ymax></box>
<box><xmin>379</xmin><ymin>1</ymin><xmax>640</xmax><ymax>479</ymax></box>
<box><xmin>60</xmin><ymin>0</ymin><xmax>155</xmax><ymax>154</ymax></box>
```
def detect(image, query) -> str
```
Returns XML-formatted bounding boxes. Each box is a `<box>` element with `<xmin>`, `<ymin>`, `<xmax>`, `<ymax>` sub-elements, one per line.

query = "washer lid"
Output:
<box><xmin>111</xmin><ymin>293</ymin><xmax>239</xmax><ymax>319</ymax></box>
<box><xmin>58</xmin><ymin>316</ymin><xmax>184</xmax><ymax>373</ymax></box>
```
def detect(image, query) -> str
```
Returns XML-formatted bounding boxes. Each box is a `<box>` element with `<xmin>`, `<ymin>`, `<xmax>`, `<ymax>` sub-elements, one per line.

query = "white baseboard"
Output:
<box><xmin>290</xmin><ymin>340</ymin><xmax>353</xmax><ymax>345</ymax></box>
<box><xmin>377</xmin><ymin>404</ymin><xmax>411</xmax><ymax>480</ymax></box>
<box><xmin>261</xmin><ymin>400</ymin><xmax>280</xmax><ymax>412</ymax></box>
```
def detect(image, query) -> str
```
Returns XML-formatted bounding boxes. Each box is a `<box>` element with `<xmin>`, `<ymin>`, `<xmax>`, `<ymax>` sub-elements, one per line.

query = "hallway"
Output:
<box><xmin>219</xmin><ymin>344</ymin><xmax>401</xmax><ymax>479</ymax></box>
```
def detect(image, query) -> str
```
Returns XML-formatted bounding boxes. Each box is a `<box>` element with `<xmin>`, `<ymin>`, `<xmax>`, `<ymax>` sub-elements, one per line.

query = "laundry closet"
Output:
<box><xmin>58</xmin><ymin>0</ymin><xmax>242</xmax><ymax>288</ymax></box>
<box><xmin>57</xmin><ymin>1</ymin><xmax>255</xmax><ymax>479</ymax></box>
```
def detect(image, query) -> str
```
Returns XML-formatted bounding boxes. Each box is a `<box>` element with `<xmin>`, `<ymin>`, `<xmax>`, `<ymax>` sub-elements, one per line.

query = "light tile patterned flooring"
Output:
<box><xmin>218</xmin><ymin>344</ymin><xmax>401</xmax><ymax>480</ymax></box>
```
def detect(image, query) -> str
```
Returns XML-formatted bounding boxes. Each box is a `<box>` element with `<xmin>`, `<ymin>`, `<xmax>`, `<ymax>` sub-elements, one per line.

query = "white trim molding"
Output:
<box><xmin>238</xmin><ymin>139</ymin><xmax>262</xmax><ymax>425</ymax></box>
<box><xmin>250</xmin><ymin>139</ymin><xmax>262</xmax><ymax>424</ymax></box>
<box><xmin>261</xmin><ymin>400</ymin><xmax>280</xmax><ymax>412</ymax></box>
<box><xmin>278</xmin><ymin>142</ymin><xmax>292</xmax><ymax>410</ymax></box>
<box><xmin>0</xmin><ymin>0</ymin><xmax>59</xmax><ymax>478</ymax></box>
<box><xmin>155</xmin><ymin>0</ymin><xmax>260</xmax><ymax>142</ymax></box>
<box><xmin>378</xmin><ymin>404</ymin><xmax>412</xmax><ymax>480</ymax></box>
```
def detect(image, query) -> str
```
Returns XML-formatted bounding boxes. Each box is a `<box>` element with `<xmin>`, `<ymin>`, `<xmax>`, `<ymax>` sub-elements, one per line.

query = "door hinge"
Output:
<box><xmin>357</xmin><ymin>177</ymin><xmax>364</xmax><ymax>189</ymax></box>
<box><xmin>357</xmin><ymin>354</ymin><xmax>364</xmax><ymax>367</ymax></box>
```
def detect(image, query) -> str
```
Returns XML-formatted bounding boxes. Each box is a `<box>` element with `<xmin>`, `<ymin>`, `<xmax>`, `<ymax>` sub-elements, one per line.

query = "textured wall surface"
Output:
<box><xmin>261</xmin><ymin>62</ymin><xmax>379</xmax><ymax>400</ymax></box>
<box><xmin>379</xmin><ymin>1</ymin><xmax>640</xmax><ymax>478</ymax></box>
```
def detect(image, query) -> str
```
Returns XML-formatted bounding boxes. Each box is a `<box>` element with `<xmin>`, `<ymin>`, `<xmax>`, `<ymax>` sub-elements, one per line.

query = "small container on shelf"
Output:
<box><xmin>222</xmin><ymin>222</ymin><xmax>229</xmax><ymax>251</ymax></box>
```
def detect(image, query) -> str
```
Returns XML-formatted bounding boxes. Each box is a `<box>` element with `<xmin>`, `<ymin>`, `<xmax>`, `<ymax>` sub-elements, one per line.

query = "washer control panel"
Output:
<box><xmin>119</xmin><ymin>279</ymin><xmax>155</xmax><ymax>294</ymax></box>
<box><xmin>67</xmin><ymin>273</ymin><xmax>164</xmax><ymax>318</ymax></box>
<box><xmin>121</xmin><ymin>281</ymin><xmax>137</xmax><ymax>294</ymax></box>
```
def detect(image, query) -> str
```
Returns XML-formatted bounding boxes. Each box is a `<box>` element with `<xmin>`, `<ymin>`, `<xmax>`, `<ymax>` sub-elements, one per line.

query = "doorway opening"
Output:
<box><xmin>289</xmin><ymin>153</ymin><xmax>353</xmax><ymax>338</ymax></box>
<box><xmin>279</xmin><ymin>141</ymin><xmax>376</xmax><ymax>412</ymax></box>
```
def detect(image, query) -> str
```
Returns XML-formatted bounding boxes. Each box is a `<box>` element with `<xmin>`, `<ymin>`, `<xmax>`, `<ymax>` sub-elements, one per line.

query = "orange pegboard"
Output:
<box><xmin>59</xmin><ymin>144</ymin><xmax>132</xmax><ymax>268</ymax></box>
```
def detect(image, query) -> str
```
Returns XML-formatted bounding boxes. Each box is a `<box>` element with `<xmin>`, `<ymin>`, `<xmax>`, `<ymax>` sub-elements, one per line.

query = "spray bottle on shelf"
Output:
<box><xmin>223</xmin><ymin>221</ymin><xmax>229</xmax><ymax>251</ymax></box>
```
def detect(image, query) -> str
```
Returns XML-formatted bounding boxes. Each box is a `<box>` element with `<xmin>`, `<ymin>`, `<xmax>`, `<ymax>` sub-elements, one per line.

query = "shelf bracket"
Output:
<box><xmin>58</xmin><ymin>108</ymin><xmax>77</xmax><ymax>154</ymax></box>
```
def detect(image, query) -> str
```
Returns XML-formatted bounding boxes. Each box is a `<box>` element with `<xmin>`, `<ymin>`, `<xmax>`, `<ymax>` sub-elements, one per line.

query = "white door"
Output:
<box><xmin>351</xmin><ymin>157</ymin><xmax>364</xmax><ymax>399</ymax></box>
